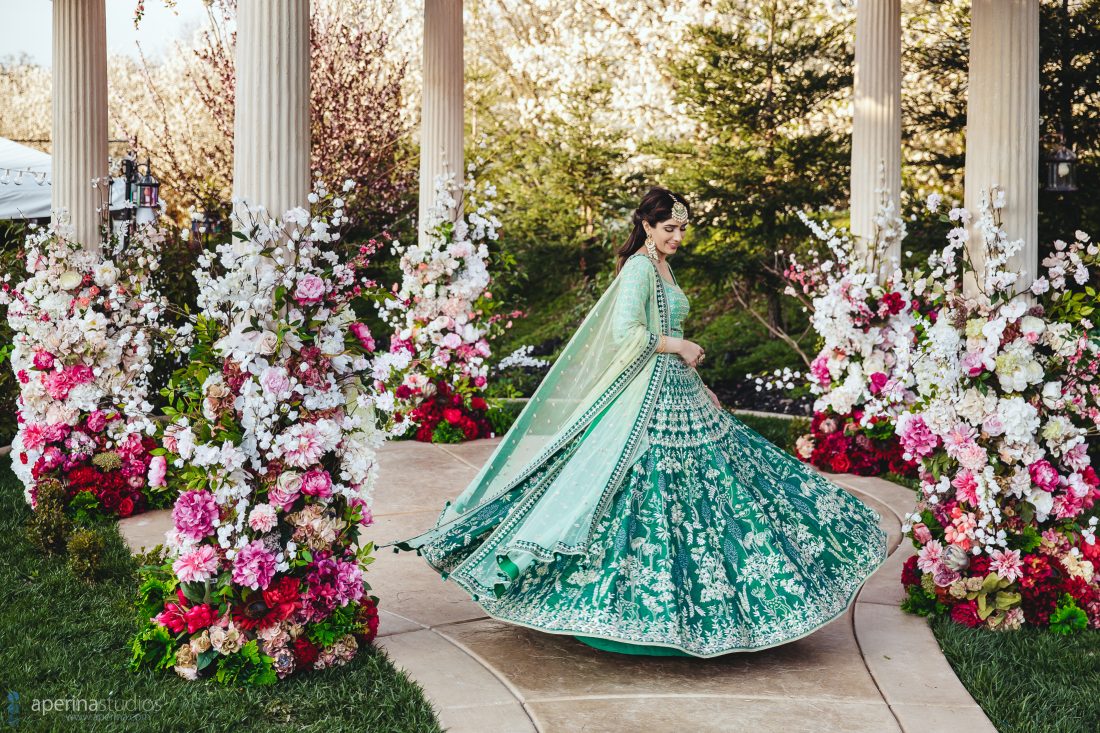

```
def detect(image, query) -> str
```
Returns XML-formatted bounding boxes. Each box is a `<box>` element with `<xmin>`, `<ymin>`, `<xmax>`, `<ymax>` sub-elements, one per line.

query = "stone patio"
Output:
<box><xmin>118</xmin><ymin>438</ymin><xmax>998</xmax><ymax>733</ymax></box>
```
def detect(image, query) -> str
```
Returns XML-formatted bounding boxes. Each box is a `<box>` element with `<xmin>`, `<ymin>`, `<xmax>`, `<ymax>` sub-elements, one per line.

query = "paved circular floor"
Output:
<box><xmin>118</xmin><ymin>438</ymin><xmax>998</xmax><ymax>733</ymax></box>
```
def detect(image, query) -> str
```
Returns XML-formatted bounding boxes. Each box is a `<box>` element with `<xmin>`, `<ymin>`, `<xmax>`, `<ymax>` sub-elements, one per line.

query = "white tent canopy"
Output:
<box><xmin>0</xmin><ymin>137</ymin><xmax>51</xmax><ymax>219</ymax></box>
<box><xmin>0</xmin><ymin>137</ymin><xmax>127</xmax><ymax>220</ymax></box>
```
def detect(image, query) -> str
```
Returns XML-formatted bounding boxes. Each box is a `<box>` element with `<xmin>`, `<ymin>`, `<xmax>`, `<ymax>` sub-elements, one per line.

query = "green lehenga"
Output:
<box><xmin>390</xmin><ymin>254</ymin><xmax>889</xmax><ymax>657</ymax></box>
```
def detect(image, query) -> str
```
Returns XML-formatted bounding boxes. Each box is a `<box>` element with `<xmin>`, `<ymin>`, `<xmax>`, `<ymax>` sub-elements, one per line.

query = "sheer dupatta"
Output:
<box><xmin>391</xmin><ymin>253</ymin><xmax>673</xmax><ymax>596</ymax></box>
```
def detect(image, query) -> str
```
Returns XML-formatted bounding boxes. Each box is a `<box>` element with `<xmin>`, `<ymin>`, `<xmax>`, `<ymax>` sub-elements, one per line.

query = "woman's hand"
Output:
<box><xmin>677</xmin><ymin>339</ymin><xmax>705</xmax><ymax>368</ymax></box>
<box><xmin>705</xmin><ymin>386</ymin><xmax>721</xmax><ymax>408</ymax></box>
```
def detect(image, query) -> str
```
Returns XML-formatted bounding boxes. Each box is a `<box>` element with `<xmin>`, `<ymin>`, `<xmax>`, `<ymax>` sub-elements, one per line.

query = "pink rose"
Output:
<box><xmin>32</xmin><ymin>351</ymin><xmax>54</xmax><ymax>370</ymax></box>
<box><xmin>294</xmin><ymin>274</ymin><xmax>326</xmax><ymax>304</ymax></box>
<box><xmin>268</xmin><ymin>472</ymin><xmax>302</xmax><ymax>511</ymax></box>
<box><xmin>442</xmin><ymin>332</ymin><xmax>462</xmax><ymax>350</ymax></box>
<box><xmin>148</xmin><ymin>455</ymin><xmax>167</xmax><ymax>488</ymax></box>
<box><xmin>912</xmin><ymin>522</ymin><xmax>933</xmax><ymax>544</ymax></box>
<box><xmin>300</xmin><ymin>468</ymin><xmax>333</xmax><ymax>499</ymax></box>
<box><xmin>868</xmin><ymin>372</ymin><xmax>888</xmax><ymax>395</ymax></box>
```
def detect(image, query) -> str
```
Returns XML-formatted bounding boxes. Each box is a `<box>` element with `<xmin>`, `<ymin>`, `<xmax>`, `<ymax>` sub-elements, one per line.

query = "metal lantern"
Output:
<box><xmin>1044</xmin><ymin>139</ymin><xmax>1078</xmax><ymax>193</ymax></box>
<box><xmin>135</xmin><ymin>168</ymin><xmax>160</xmax><ymax>208</ymax></box>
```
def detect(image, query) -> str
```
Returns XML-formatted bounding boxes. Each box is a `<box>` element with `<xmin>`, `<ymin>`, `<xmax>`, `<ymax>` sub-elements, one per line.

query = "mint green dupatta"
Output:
<box><xmin>390</xmin><ymin>253</ymin><xmax>672</xmax><ymax>599</ymax></box>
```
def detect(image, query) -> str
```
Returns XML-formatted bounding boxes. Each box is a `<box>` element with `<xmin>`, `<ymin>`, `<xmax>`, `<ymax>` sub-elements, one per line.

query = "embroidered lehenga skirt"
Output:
<box><xmin>405</xmin><ymin>354</ymin><xmax>889</xmax><ymax>657</ymax></box>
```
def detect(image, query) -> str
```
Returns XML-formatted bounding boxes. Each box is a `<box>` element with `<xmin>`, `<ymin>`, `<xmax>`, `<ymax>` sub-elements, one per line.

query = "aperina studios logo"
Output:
<box><xmin>3</xmin><ymin>691</ymin><xmax>161</xmax><ymax>725</ymax></box>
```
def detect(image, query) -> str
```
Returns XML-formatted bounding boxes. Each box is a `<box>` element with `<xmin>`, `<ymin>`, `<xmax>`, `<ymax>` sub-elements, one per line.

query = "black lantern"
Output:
<box><xmin>1044</xmin><ymin>132</ymin><xmax>1078</xmax><ymax>193</ymax></box>
<box><xmin>135</xmin><ymin>167</ymin><xmax>160</xmax><ymax>208</ymax></box>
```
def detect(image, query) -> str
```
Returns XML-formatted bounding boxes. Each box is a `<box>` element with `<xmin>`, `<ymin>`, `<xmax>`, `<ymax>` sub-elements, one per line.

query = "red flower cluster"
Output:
<box><xmin>28</xmin><ymin>412</ymin><xmax>158</xmax><ymax>520</ymax></box>
<box><xmin>408</xmin><ymin>380</ymin><xmax>492</xmax><ymax>442</ymax></box>
<box><xmin>805</xmin><ymin>410</ymin><xmax>916</xmax><ymax>477</ymax></box>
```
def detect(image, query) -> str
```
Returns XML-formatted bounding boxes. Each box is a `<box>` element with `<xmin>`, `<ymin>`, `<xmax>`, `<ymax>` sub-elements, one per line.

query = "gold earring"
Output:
<box><xmin>645</xmin><ymin>234</ymin><xmax>657</xmax><ymax>261</ymax></box>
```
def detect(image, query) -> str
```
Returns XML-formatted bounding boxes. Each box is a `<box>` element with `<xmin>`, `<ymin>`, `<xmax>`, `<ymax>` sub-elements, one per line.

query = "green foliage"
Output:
<box><xmin>900</xmin><ymin>583</ymin><xmax>944</xmax><ymax>618</ymax></box>
<box><xmin>24</xmin><ymin>477</ymin><xmax>71</xmax><ymax>553</ymax></box>
<box><xmin>306</xmin><ymin>603</ymin><xmax>362</xmax><ymax>649</ymax></box>
<box><xmin>66</xmin><ymin>527</ymin><xmax>108</xmax><ymax>582</ymax></box>
<box><xmin>1050</xmin><ymin>594</ymin><xmax>1090</xmax><ymax>636</ymax></box>
<box><xmin>430</xmin><ymin>420</ymin><xmax>467</xmax><ymax>444</ymax></box>
<box><xmin>486</xmin><ymin>401</ymin><xmax>522</xmax><ymax>437</ymax></box>
<box><xmin>215</xmin><ymin>640</ymin><xmax>278</xmax><ymax>686</ymax></box>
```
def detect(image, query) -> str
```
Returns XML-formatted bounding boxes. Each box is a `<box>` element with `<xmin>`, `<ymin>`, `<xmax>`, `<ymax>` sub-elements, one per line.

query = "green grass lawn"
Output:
<box><xmin>0</xmin><ymin>464</ymin><xmax>441</xmax><ymax>733</ymax></box>
<box><xmin>930</xmin><ymin>616</ymin><xmax>1100</xmax><ymax>733</ymax></box>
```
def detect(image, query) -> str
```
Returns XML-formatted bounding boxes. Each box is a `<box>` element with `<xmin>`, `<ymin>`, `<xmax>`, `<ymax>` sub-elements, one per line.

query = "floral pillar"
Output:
<box><xmin>51</xmin><ymin>0</ymin><xmax>108</xmax><ymax>250</ymax></box>
<box><xmin>963</xmin><ymin>0</ymin><xmax>1039</xmax><ymax>297</ymax></box>
<box><xmin>232</xmin><ymin>0</ymin><xmax>311</xmax><ymax>216</ymax></box>
<box><xmin>850</xmin><ymin>0</ymin><xmax>901</xmax><ymax>278</ymax></box>
<box><xmin>419</xmin><ymin>0</ymin><xmax>464</xmax><ymax>245</ymax></box>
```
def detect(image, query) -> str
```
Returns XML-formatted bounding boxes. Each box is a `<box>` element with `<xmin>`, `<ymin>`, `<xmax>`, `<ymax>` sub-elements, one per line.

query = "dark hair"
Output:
<box><xmin>616</xmin><ymin>186</ymin><xmax>691</xmax><ymax>274</ymax></box>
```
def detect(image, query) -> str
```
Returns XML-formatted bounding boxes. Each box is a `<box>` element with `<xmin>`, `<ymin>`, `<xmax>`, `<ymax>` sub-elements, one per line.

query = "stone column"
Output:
<box><xmin>52</xmin><ymin>0</ymin><xmax>108</xmax><ymax>250</ymax></box>
<box><xmin>233</xmin><ymin>0</ymin><xmax>311</xmax><ymax>219</ymax></box>
<box><xmin>850</xmin><ymin>0</ymin><xmax>901</xmax><ymax>277</ymax></box>
<box><xmin>419</xmin><ymin>0</ymin><xmax>464</xmax><ymax>244</ymax></box>
<box><xmin>963</xmin><ymin>0</ymin><xmax>1039</xmax><ymax>297</ymax></box>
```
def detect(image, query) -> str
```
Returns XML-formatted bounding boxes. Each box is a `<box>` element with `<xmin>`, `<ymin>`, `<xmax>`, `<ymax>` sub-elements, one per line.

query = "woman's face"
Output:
<box><xmin>644</xmin><ymin>217</ymin><xmax>687</xmax><ymax>258</ymax></box>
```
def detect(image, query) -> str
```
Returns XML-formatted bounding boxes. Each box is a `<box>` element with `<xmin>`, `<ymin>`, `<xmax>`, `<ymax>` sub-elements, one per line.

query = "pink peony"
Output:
<box><xmin>349</xmin><ymin>322</ymin><xmax>375</xmax><ymax>352</ymax></box>
<box><xmin>248</xmin><ymin>504</ymin><xmax>279</xmax><ymax>533</ymax></box>
<box><xmin>912</xmin><ymin>522</ymin><xmax>933</xmax><ymax>544</ymax></box>
<box><xmin>959</xmin><ymin>350</ymin><xmax>987</xmax><ymax>377</ymax></box>
<box><xmin>1028</xmin><ymin>459</ymin><xmax>1060</xmax><ymax>492</ymax></box>
<box><xmin>173</xmin><ymin>545</ymin><xmax>220</xmax><ymax>583</ymax></box>
<box><xmin>21</xmin><ymin>423</ymin><xmax>47</xmax><ymax>451</ymax></box>
<box><xmin>172</xmin><ymin>490</ymin><xmax>219</xmax><ymax>540</ymax></box>
<box><xmin>32</xmin><ymin>351</ymin><xmax>54</xmax><ymax>370</ymax></box>
<box><xmin>900</xmin><ymin>416</ymin><xmax>939</xmax><ymax>459</ymax></box>
<box><xmin>989</xmin><ymin>548</ymin><xmax>1024</xmax><ymax>583</ymax></box>
<box><xmin>809</xmin><ymin>354</ymin><xmax>832</xmax><ymax>387</ymax></box>
<box><xmin>148</xmin><ymin>455</ymin><xmax>167</xmax><ymax>488</ymax></box>
<box><xmin>85</xmin><ymin>410</ymin><xmax>107</xmax><ymax>433</ymax></box>
<box><xmin>232</xmin><ymin>540</ymin><xmax>278</xmax><ymax>591</ymax></box>
<box><xmin>300</xmin><ymin>468</ymin><xmax>333</xmax><ymax>499</ymax></box>
<box><xmin>294</xmin><ymin>274</ymin><xmax>326</xmax><ymax>304</ymax></box>
<box><xmin>868</xmin><ymin>372</ymin><xmax>888</xmax><ymax>395</ymax></box>
<box><xmin>260</xmin><ymin>366</ymin><xmax>291</xmax><ymax>397</ymax></box>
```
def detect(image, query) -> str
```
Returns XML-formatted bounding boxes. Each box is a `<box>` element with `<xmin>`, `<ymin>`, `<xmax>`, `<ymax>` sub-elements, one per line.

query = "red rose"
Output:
<box><xmin>395</xmin><ymin>384</ymin><xmax>412</xmax><ymax>399</ymax></box>
<box><xmin>415</xmin><ymin>425</ymin><xmax>434</xmax><ymax>442</ymax></box>
<box><xmin>263</xmin><ymin>576</ymin><xmax>301</xmax><ymax>607</ymax></box>
<box><xmin>830</xmin><ymin>453</ymin><xmax>851</xmax><ymax>473</ymax></box>
<box><xmin>460</xmin><ymin>417</ymin><xmax>479</xmax><ymax>440</ymax></box>
<box><xmin>292</xmin><ymin>638</ymin><xmax>319</xmax><ymax>668</ymax></box>
<box><xmin>949</xmin><ymin>599</ymin><xmax>982</xmax><ymax>628</ymax></box>
<box><xmin>451</xmin><ymin>393</ymin><xmax>463</xmax><ymax>407</ymax></box>
<box><xmin>968</xmin><ymin>555</ymin><xmax>991</xmax><ymax>577</ymax></box>
<box><xmin>117</xmin><ymin>497</ymin><xmax>135</xmax><ymax>518</ymax></box>
<box><xmin>470</xmin><ymin>396</ymin><xmax>488</xmax><ymax>412</ymax></box>
<box><xmin>901</xmin><ymin>555</ymin><xmax>921</xmax><ymax>587</ymax></box>
<box><xmin>442</xmin><ymin>407</ymin><xmax>462</xmax><ymax>425</ymax></box>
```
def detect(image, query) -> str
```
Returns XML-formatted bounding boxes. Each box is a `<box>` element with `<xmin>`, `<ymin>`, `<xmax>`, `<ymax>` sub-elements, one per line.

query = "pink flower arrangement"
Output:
<box><xmin>173</xmin><ymin>545</ymin><xmax>220</xmax><ymax>583</ymax></box>
<box><xmin>231</xmin><ymin>540</ymin><xmax>278</xmax><ymax>591</ymax></box>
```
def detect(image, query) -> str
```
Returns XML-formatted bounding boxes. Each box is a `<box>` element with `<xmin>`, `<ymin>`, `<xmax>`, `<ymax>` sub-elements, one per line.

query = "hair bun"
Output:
<box><xmin>631</xmin><ymin>209</ymin><xmax>643</xmax><ymax>226</ymax></box>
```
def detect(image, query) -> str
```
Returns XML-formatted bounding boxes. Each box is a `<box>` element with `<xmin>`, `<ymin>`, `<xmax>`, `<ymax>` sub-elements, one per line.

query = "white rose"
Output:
<box><xmin>257</xmin><ymin>330</ymin><xmax>279</xmax><ymax>355</ymax></box>
<box><xmin>1041</xmin><ymin>381</ymin><xmax>1063</xmax><ymax>409</ymax></box>
<box><xmin>93</xmin><ymin>261</ymin><xmax>119</xmax><ymax>288</ymax></box>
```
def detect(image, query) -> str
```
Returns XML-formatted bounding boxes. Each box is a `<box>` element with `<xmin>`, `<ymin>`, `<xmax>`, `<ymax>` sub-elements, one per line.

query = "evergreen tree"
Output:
<box><xmin>669</xmin><ymin>0</ymin><xmax>852</xmax><ymax>337</ymax></box>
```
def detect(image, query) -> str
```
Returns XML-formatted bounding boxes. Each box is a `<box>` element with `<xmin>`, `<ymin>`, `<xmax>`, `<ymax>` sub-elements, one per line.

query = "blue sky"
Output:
<box><xmin>0</xmin><ymin>0</ymin><xmax>208</xmax><ymax>66</ymax></box>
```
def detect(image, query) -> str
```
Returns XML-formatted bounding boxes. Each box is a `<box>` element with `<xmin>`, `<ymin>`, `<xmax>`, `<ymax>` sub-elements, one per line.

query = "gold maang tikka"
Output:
<box><xmin>670</xmin><ymin>195</ymin><xmax>689</xmax><ymax>224</ymax></box>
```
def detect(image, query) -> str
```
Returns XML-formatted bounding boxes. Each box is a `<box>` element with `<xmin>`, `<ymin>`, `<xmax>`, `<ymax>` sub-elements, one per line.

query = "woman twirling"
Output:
<box><xmin>389</xmin><ymin>187</ymin><xmax>888</xmax><ymax>657</ymax></box>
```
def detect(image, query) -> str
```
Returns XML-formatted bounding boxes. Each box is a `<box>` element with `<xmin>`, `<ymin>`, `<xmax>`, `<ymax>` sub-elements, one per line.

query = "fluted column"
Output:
<box><xmin>233</xmin><ymin>0</ymin><xmax>311</xmax><ymax>219</ymax></box>
<box><xmin>52</xmin><ymin>0</ymin><xmax>108</xmax><ymax>250</ymax></box>
<box><xmin>850</xmin><ymin>0</ymin><xmax>901</xmax><ymax>277</ymax></box>
<box><xmin>963</xmin><ymin>0</ymin><xmax>1039</xmax><ymax>297</ymax></box>
<box><xmin>419</xmin><ymin>0</ymin><xmax>464</xmax><ymax>244</ymax></box>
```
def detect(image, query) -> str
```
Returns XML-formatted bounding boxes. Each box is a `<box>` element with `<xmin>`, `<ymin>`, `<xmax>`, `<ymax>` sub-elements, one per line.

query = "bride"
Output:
<box><xmin>389</xmin><ymin>186</ymin><xmax>888</xmax><ymax>657</ymax></box>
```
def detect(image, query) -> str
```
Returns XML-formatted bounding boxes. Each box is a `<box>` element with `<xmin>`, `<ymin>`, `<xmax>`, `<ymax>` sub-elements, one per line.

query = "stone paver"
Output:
<box><xmin>116</xmin><ymin>438</ymin><xmax>997</xmax><ymax>733</ymax></box>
